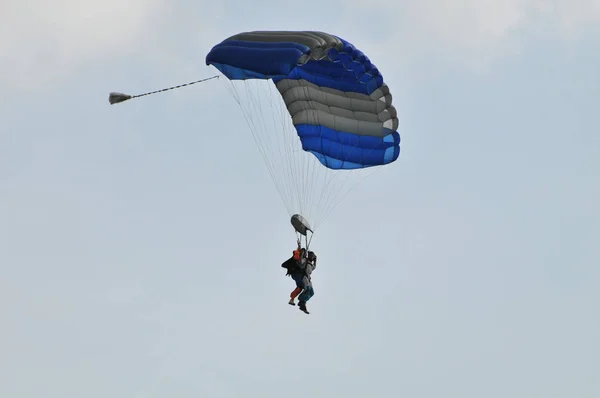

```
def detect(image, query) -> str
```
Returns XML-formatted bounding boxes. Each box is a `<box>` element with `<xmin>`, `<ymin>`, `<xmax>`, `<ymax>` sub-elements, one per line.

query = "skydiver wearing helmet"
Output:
<box><xmin>297</xmin><ymin>249</ymin><xmax>316</xmax><ymax>314</ymax></box>
<box><xmin>281</xmin><ymin>244</ymin><xmax>317</xmax><ymax>314</ymax></box>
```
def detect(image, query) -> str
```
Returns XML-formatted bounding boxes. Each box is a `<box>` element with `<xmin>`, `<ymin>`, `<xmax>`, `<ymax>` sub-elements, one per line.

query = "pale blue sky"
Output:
<box><xmin>1</xmin><ymin>1</ymin><xmax>599</xmax><ymax>397</ymax></box>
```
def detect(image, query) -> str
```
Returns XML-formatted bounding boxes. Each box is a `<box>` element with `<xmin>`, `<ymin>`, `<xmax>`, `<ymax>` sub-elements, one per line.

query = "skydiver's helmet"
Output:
<box><xmin>307</xmin><ymin>251</ymin><xmax>316</xmax><ymax>263</ymax></box>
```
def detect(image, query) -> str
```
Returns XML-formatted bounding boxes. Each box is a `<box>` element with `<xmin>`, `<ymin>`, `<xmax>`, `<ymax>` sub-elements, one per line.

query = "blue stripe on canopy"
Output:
<box><xmin>296</xmin><ymin>124</ymin><xmax>400</xmax><ymax>169</ymax></box>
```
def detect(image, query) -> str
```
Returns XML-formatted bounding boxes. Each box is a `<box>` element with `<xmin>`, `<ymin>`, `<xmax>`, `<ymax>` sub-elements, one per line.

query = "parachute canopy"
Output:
<box><xmin>205</xmin><ymin>31</ymin><xmax>400</xmax><ymax>170</ymax></box>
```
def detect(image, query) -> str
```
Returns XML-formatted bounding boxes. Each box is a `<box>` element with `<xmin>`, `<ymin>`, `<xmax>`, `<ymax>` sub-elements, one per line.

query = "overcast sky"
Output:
<box><xmin>1</xmin><ymin>1</ymin><xmax>599</xmax><ymax>397</ymax></box>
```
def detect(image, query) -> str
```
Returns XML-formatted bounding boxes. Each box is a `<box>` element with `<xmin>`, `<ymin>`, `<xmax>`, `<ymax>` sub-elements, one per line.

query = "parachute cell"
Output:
<box><xmin>205</xmin><ymin>31</ymin><xmax>401</xmax><ymax>233</ymax></box>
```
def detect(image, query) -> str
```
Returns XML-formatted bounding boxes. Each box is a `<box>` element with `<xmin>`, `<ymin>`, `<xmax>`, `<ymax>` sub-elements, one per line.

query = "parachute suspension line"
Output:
<box><xmin>278</xmin><ymin>86</ymin><xmax>298</xmax><ymax>216</ymax></box>
<box><xmin>306</xmin><ymin>229</ymin><xmax>314</xmax><ymax>251</ymax></box>
<box><xmin>215</xmin><ymin>69</ymin><xmax>387</xmax><ymax>233</ymax></box>
<box><xmin>302</xmin><ymin>76</ymin><xmax>393</xmax><ymax>231</ymax></box>
<box><xmin>295</xmin><ymin>229</ymin><xmax>313</xmax><ymax>252</ymax></box>
<box><xmin>269</xmin><ymin>81</ymin><xmax>298</xmax><ymax>218</ymax></box>
<box><xmin>251</xmin><ymin>82</ymin><xmax>296</xmax><ymax>217</ymax></box>
<box><xmin>267</xmin><ymin>82</ymin><xmax>298</xmax><ymax>217</ymax></box>
<box><xmin>244</xmin><ymin>78</ymin><xmax>307</xmax><ymax>221</ymax></box>
<box><xmin>108</xmin><ymin>75</ymin><xmax>219</xmax><ymax>104</ymax></box>
<box><xmin>302</xmin><ymin>126</ymin><xmax>315</xmax><ymax>221</ymax></box>
<box><xmin>311</xmin><ymin>141</ymin><xmax>388</xmax><ymax>231</ymax></box>
<box><xmin>264</xmin><ymin>80</ymin><xmax>303</xmax><ymax>217</ymax></box>
<box><xmin>294</xmin><ymin>84</ymin><xmax>318</xmax><ymax>226</ymax></box>
<box><xmin>220</xmin><ymin>77</ymin><xmax>293</xmax><ymax>217</ymax></box>
<box><xmin>272</xmin><ymin>80</ymin><xmax>303</xmax><ymax>219</ymax></box>
<box><xmin>283</xmin><ymin>81</ymin><xmax>357</xmax><ymax>231</ymax></box>
<box><xmin>317</xmin><ymin>165</ymin><xmax>382</xmax><ymax>230</ymax></box>
<box><xmin>223</xmin><ymin>77</ymin><xmax>308</xmax><ymax>221</ymax></box>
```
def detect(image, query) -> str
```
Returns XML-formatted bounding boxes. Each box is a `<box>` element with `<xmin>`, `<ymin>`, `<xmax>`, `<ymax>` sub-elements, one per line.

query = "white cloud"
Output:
<box><xmin>547</xmin><ymin>0</ymin><xmax>600</xmax><ymax>36</ymax></box>
<box><xmin>341</xmin><ymin>0</ymin><xmax>600</xmax><ymax>71</ymax></box>
<box><xmin>1</xmin><ymin>0</ymin><xmax>599</xmax><ymax>93</ymax></box>
<box><xmin>0</xmin><ymin>0</ymin><xmax>169</xmax><ymax>91</ymax></box>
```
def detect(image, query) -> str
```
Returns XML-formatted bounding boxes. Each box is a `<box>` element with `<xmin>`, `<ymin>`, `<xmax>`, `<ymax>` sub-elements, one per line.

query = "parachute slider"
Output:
<box><xmin>291</xmin><ymin>214</ymin><xmax>313</xmax><ymax>236</ymax></box>
<box><xmin>108</xmin><ymin>75</ymin><xmax>219</xmax><ymax>105</ymax></box>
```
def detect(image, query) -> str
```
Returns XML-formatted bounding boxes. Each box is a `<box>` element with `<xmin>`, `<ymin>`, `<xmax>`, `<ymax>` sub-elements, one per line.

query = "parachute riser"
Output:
<box><xmin>306</xmin><ymin>230</ymin><xmax>314</xmax><ymax>251</ymax></box>
<box><xmin>296</xmin><ymin>229</ymin><xmax>313</xmax><ymax>252</ymax></box>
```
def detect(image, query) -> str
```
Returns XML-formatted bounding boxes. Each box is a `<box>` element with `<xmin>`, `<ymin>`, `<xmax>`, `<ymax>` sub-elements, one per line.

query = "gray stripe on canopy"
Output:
<box><xmin>278</xmin><ymin>84</ymin><xmax>394</xmax><ymax>115</ymax></box>
<box><xmin>224</xmin><ymin>31</ymin><xmax>343</xmax><ymax>61</ymax></box>
<box><xmin>292</xmin><ymin>109</ymin><xmax>398</xmax><ymax>137</ymax></box>
<box><xmin>287</xmin><ymin>101</ymin><xmax>396</xmax><ymax>125</ymax></box>
<box><xmin>275</xmin><ymin>79</ymin><xmax>398</xmax><ymax>137</ymax></box>
<box><xmin>276</xmin><ymin>78</ymin><xmax>393</xmax><ymax>103</ymax></box>
<box><xmin>227</xmin><ymin>31</ymin><xmax>342</xmax><ymax>49</ymax></box>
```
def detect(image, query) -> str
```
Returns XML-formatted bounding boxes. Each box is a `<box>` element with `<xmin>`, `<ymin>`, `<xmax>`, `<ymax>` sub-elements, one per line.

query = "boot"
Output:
<box><xmin>298</xmin><ymin>301</ymin><xmax>309</xmax><ymax>314</ymax></box>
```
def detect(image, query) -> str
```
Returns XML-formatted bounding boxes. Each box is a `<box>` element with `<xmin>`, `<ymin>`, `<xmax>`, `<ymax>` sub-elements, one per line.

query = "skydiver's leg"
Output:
<box><xmin>298</xmin><ymin>284</ymin><xmax>314</xmax><ymax>303</ymax></box>
<box><xmin>306</xmin><ymin>285</ymin><xmax>314</xmax><ymax>301</ymax></box>
<box><xmin>298</xmin><ymin>279</ymin><xmax>313</xmax><ymax>314</ymax></box>
<box><xmin>289</xmin><ymin>274</ymin><xmax>304</xmax><ymax>305</ymax></box>
<box><xmin>289</xmin><ymin>287</ymin><xmax>301</xmax><ymax>305</ymax></box>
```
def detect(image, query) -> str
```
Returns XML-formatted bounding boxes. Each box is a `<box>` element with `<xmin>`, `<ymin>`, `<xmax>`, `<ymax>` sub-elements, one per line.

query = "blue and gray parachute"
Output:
<box><xmin>206</xmin><ymin>31</ymin><xmax>400</xmax><ymax>170</ymax></box>
<box><xmin>206</xmin><ymin>31</ymin><xmax>401</xmax><ymax>236</ymax></box>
